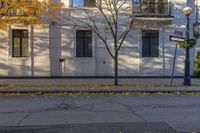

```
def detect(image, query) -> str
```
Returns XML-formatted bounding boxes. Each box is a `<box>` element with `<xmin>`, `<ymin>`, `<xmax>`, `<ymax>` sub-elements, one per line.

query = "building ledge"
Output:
<box><xmin>135</xmin><ymin>16</ymin><xmax>174</xmax><ymax>21</ymax></box>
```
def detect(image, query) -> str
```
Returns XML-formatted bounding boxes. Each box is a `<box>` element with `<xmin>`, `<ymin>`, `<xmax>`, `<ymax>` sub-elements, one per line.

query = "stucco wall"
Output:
<box><xmin>1</xmin><ymin>0</ymin><xmax>199</xmax><ymax>77</ymax></box>
<box><xmin>0</xmin><ymin>25</ymin><xmax>50</xmax><ymax>77</ymax></box>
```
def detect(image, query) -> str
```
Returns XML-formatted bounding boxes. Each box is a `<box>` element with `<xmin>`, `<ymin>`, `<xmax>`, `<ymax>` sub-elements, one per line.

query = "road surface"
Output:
<box><xmin>0</xmin><ymin>94</ymin><xmax>199</xmax><ymax>132</ymax></box>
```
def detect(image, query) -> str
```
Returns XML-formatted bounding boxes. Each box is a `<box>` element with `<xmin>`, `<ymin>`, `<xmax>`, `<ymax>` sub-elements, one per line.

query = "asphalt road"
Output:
<box><xmin>0</xmin><ymin>94</ymin><xmax>199</xmax><ymax>133</ymax></box>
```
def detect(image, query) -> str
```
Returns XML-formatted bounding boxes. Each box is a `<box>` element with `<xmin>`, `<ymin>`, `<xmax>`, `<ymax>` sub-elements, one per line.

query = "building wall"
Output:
<box><xmin>33</xmin><ymin>25</ymin><xmax>50</xmax><ymax>77</ymax></box>
<box><xmin>57</xmin><ymin>25</ymin><xmax>187</xmax><ymax>77</ymax></box>
<box><xmin>0</xmin><ymin>25</ymin><xmax>50</xmax><ymax>77</ymax></box>
<box><xmin>56</xmin><ymin>0</ymin><xmax>189</xmax><ymax>77</ymax></box>
<box><xmin>0</xmin><ymin>30</ymin><xmax>9</xmax><ymax>76</ymax></box>
<box><xmin>0</xmin><ymin>0</ymin><xmax>200</xmax><ymax>77</ymax></box>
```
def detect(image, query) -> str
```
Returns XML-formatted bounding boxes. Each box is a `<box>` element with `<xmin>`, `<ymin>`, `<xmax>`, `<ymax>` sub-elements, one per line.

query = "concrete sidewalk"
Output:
<box><xmin>0</xmin><ymin>78</ymin><xmax>199</xmax><ymax>93</ymax></box>
<box><xmin>1</xmin><ymin>78</ymin><xmax>199</xmax><ymax>85</ymax></box>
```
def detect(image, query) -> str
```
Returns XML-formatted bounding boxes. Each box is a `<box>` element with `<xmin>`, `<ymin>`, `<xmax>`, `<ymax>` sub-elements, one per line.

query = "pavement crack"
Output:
<box><xmin>44</xmin><ymin>98</ymin><xmax>92</xmax><ymax>112</ymax></box>
<box><xmin>109</xmin><ymin>100</ymin><xmax>147</xmax><ymax>122</ymax></box>
<box><xmin>17</xmin><ymin>113</ymin><xmax>32</xmax><ymax>126</ymax></box>
<box><xmin>45</xmin><ymin>97</ymin><xmax>69</xmax><ymax>111</ymax></box>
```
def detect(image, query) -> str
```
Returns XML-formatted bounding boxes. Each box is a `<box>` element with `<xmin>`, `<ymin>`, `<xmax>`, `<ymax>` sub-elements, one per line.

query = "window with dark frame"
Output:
<box><xmin>84</xmin><ymin>0</ymin><xmax>96</xmax><ymax>7</ymax></box>
<box><xmin>132</xmin><ymin>0</ymin><xmax>140</xmax><ymax>4</ymax></box>
<box><xmin>142</xmin><ymin>30</ymin><xmax>159</xmax><ymax>57</ymax></box>
<box><xmin>135</xmin><ymin>0</ymin><xmax>169</xmax><ymax>15</ymax></box>
<box><xmin>12</xmin><ymin>30</ymin><xmax>29</xmax><ymax>57</ymax></box>
<box><xmin>72</xmin><ymin>0</ymin><xmax>96</xmax><ymax>7</ymax></box>
<box><xmin>76</xmin><ymin>30</ymin><xmax>92</xmax><ymax>57</ymax></box>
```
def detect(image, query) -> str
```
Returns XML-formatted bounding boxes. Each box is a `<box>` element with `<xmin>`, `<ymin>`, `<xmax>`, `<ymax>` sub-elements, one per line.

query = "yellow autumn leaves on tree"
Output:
<box><xmin>0</xmin><ymin>0</ymin><xmax>62</xmax><ymax>29</ymax></box>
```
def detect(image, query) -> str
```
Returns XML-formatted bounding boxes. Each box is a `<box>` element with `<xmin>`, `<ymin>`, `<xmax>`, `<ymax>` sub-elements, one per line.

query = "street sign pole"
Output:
<box><xmin>169</xmin><ymin>35</ymin><xmax>185</xmax><ymax>87</ymax></box>
<box><xmin>171</xmin><ymin>43</ymin><xmax>178</xmax><ymax>87</ymax></box>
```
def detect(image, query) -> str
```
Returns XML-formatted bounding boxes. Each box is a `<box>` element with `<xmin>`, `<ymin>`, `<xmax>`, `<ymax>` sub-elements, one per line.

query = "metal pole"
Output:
<box><xmin>183</xmin><ymin>15</ymin><xmax>191</xmax><ymax>86</ymax></box>
<box><xmin>171</xmin><ymin>43</ymin><xmax>178</xmax><ymax>87</ymax></box>
<box><xmin>196</xmin><ymin>0</ymin><xmax>199</xmax><ymax>21</ymax></box>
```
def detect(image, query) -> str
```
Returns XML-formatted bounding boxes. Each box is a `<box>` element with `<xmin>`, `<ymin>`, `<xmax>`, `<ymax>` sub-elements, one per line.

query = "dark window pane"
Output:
<box><xmin>76</xmin><ymin>38</ymin><xmax>84</xmax><ymax>57</ymax></box>
<box><xmin>142</xmin><ymin>38</ymin><xmax>150</xmax><ymax>57</ymax></box>
<box><xmin>132</xmin><ymin>0</ymin><xmax>140</xmax><ymax>4</ymax></box>
<box><xmin>76</xmin><ymin>30</ymin><xmax>92</xmax><ymax>57</ymax></box>
<box><xmin>84</xmin><ymin>0</ymin><xmax>96</xmax><ymax>7</ymax></box>
<box><xmin>77</xmin><ymin>31</ymin><xmax>84</xmax><ymax>37</ymax></box>
<box><xmin>13</xmin><ymin>38</ymin><xmax>21</xmax><ymax>57</ymax></box>
<box><xmin>12</xmin><ymin>29</ymin><xmax>28</xmax><ymax>57</ymax></box>
<box><xmin>84</xmin><ymin>31</ymin><xmax>92</xmax><ymax>57</ymax></box>
<box><xmin>142</xmin><ymin>30</ymin><xmax>159</xmax><ymax>57</ymax></box>
<box><xmin>85</xmin><ymin>31</ymin><xmax>92</xmax><ymax>38</ymax></box>
<box><xmin>22</xmin><ymin>38</ymin><xmax>29</xmax><ymax>57</ymax></box>
<box><xmin>23</xmin><ymin>30</ymin><xmax>28</xmax><ymax>37</ymax></box>
<box><xmin>73</xmin><ymin>0</ymin><xmax>95</xmax><ymax>7</ymax></box>
<box><xmin>85</xmin><ymin>38</ymin><xmax>92</xmax><ymax>57</ymax></box>
<box><xmin>150</xmin><ymin>38</ymin><xmax>159</xmax><ymax>57</ymax></box>
<box><xmin>140</xmin><ymin>0</ymin><xmax>168</xmax><ymax>15</ymax></box>
<box><xmin>149</xmin><ymin>4</ymin><xmax>156</xmax><ymax>14</ymax></box>
<box><xmin>13</xmin><ymin>30</ymin><xmax>21</xmax><ymax>37</ymax></box>
<box><xmin>150</xmin><ymin>31</ymin><xmax>158</xmax><ymax>37</ymax></box>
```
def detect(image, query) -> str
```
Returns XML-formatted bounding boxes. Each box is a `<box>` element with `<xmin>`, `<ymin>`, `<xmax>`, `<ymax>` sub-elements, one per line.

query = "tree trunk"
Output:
<box><xmin>30</xmin><ymin>25</ymin><xmax>34</xmax><ymax>77</ymax></box>
<box><xmin>114</xmin><ymin>49</ymin><xmax>118</xmax><ymax>86</ymax></box>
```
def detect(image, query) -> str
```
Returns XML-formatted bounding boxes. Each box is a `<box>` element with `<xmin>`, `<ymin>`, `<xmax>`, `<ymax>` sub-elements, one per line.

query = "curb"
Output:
<box><xmin>0</xmin><ymin>90</ymin><xmax>200</xmax><ymax>95</ymax></box>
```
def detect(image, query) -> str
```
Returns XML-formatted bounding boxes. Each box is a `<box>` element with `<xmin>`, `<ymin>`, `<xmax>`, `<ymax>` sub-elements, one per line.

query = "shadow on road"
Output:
<box><xmin>0</xmin><ymin>122</ymin><xmax>179</xmax><ymax>133</ymax></box>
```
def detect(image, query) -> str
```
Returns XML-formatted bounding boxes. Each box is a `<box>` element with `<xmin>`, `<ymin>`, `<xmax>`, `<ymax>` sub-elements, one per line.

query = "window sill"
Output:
<box><xmin>76</xmin><ymin>57</ymin><xmax>93</xmax><ymax>58</ymax></box>
<box><xmin>75</xmin><ymin>57</ymin><xmax>95</xmax><ymax>60</ymax></box>
<box><xmin>71</xmin><ymin>7</ymin><xmax>96</xmax><ymax>9</ymax></box>
<box><xmin>140</xmin><ymin>56</ymin><xmax>160</xmax><ymax>58</ymax></box>
<box><xmin>11</xmin><ymin>56</ymin><xmax>30</xmax><ymax>58</ymax></box>
<box><xmin>135</xmin><ymin>16</ymin><xmax>174</xmax><ymax>21</ymax></box>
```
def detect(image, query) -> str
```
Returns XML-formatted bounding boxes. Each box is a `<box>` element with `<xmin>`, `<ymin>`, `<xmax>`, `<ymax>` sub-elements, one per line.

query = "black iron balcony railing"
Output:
<box><xmin>136</xmin><ymin>3</ymin><xmax>172</xmax><ymax>17</ymax></box>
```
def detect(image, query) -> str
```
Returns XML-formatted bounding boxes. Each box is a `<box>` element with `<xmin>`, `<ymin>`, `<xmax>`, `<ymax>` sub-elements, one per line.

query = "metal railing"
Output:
<box><xmin>137</xmin><ymin>3</ymin><xmax>172</xmax><ymax>17</ymax></box>
<box><xmin>4</xmin><ymin>8</ymin><xmax>37</xmax><ymax>17</ymax></box>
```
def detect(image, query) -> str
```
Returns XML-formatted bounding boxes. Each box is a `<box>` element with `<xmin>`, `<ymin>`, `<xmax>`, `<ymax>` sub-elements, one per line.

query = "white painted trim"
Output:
<box><xmin>139</xmin><ymin>29</ymin><xmax>161</xmax><ymax>58</ymax></box>
<box><xmin>9</xmin><ymin>27</ymin><xmax>30</xmax><ymax>58</ymax></box>
<box><xmin>74</xmin><ymin>29</ymin><xmax>95</xmax><ymax>59</ymax></box>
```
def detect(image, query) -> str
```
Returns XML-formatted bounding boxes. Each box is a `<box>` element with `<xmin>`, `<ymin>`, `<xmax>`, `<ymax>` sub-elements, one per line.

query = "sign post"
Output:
<box><xmin>169</xmin><ymin>35</ymin><xmax>185</xmax><ymax>86</ymax></box>
<box><xmin>171</xmin><ymin>43</ymin><xmax>178</xmax><ymax>87</ymax></box>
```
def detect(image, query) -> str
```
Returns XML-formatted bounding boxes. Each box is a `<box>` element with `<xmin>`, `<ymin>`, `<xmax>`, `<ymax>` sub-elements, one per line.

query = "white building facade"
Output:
<box><xmin>0</xmin><ymin>0</ymin><xmax>200</xmax><ymax>77</ymax></box>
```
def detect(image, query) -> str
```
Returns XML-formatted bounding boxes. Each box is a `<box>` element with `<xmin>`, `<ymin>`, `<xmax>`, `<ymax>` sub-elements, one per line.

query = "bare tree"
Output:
<box><xmin>63</xmin><ymin>0</ymin><xmax>147</xmax><ymax>85</ymax></box>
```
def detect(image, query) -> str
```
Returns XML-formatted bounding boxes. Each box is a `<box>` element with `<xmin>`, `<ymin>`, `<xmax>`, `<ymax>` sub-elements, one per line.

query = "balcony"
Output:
<box><xmin>135</xmin><ymin>2</ymin><xmax>173</xmax><ymax>21</ymax></box>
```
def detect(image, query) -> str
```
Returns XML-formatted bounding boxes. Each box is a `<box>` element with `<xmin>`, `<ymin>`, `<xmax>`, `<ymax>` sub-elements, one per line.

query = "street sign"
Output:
<box><xmin>174</xmin><ymin>30</ymin><xmax>184</xmax><ymax>38</ymax></box>
<box><xmin>169</xmin><ymin>36</ymin><xmax>185</xmax><ymax>42</ymax></box>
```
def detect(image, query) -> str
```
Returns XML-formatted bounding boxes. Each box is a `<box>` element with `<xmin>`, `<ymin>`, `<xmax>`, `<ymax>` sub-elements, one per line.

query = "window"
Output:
<box><xmin>72</xmin><ymin>0</ymin><xmax>96</xmax><ymax>7</ymax></box>
<box><xmin>12</xmin><ymin>30</ymin><xmax>29</xmax><ymax>57</ymax></box>
<box><xmin>142</xmin><ymin>30</ymin><xmax>159</xmax><ymax>57</ymax></box>
<box><xmin>132</xmin><ymin>0</ymin><xmax>140</xmax><ymax>4</ymax></box>
<box><xmin>137</xmin><ymin>0</ymin><xmax>169</xmax><ymax>15</ymax></box>
<box><xmin>76</xmin><ymin>30</ymin><xmax>92</xmax><ymax>57</ymax></box>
